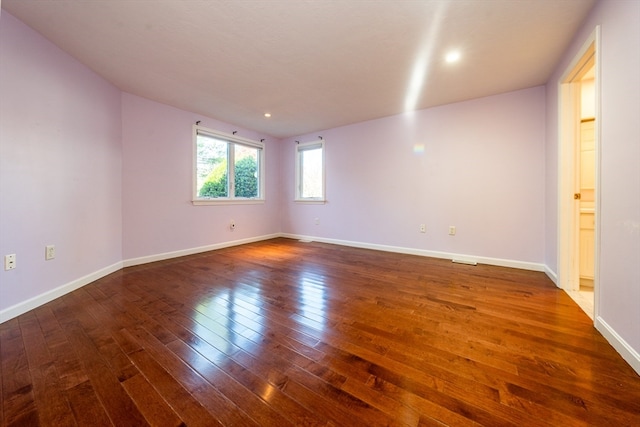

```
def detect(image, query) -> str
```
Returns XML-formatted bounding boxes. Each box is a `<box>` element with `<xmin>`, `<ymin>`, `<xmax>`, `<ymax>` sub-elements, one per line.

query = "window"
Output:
<box><xmin>295</xmin><ymin>140</ymin><xmax>325</xmax><ymax>202</ymax></box>
<box><xmin>193</xmin><ymin>125</ymin><xmax>264</xmax><ymax>204</ymax></box>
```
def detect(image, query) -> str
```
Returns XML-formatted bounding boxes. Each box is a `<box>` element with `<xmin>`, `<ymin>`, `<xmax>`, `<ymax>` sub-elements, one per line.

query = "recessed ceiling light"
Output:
<box><xmin>264</xmin><ymin>113</ymin><xmax>272</xmax><ymax>118</ymax></box>
<box><xmin>445</xmin><ymin>50</ymin><xmax>461</xmax><ymax>63</ymax></box>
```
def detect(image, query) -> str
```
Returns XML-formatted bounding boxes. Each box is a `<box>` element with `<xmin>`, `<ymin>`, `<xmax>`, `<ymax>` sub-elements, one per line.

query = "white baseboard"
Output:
<box><xmin>1</xmin><ymin>233</ymin><xmax>543</xmax><ymax>324</ymax></box>
<box><xmin>544</xmin><ymin>265</ymin><xmax>558</xmax><ymax>285</ymax></box>
<box><xmin>281</xmin><ymin>233</ymin><xmax>546</xmax><ymax>272</ymax></box>
<box><xmin>0</xmin><ymin>261</ymin><xmax>123</xmax><ymax>323</ymax></box>
<box><xmin>123</xmin><ymin>233</ymin><xmax>281</xmax><ymax>267</ymax></box>
<box><xmin>596</xmin><ymin>316</ymin><xmax>640</xmax><ymax>376</ymax></box>
<box><xmin>0</xmin><ymin>233</ymin><xmax>280</xmax><ymax>324</ymax></box>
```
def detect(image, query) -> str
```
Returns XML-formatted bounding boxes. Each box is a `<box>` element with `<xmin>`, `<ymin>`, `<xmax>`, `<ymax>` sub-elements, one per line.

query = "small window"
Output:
<box><xmin>295</xmin><ymin>140</ymin><xmax>325</xmax><ymax>202</ymax></box>
<box><xmin>194</xmin><ymin>126</ymin><xmax>264</xmax><ymax>205</ymax></box>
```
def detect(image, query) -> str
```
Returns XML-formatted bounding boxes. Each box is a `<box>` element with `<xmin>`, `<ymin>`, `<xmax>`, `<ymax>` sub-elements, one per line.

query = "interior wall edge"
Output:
<box><xmin>544</xmin><ymin>266</ymin><xmax>558</xmax><ymax>285</ymax></box>
<box><xmin>0</xmin><ymin>232</ymin><xmax>548</xmax><ymax>325</ymax></box>
<box><xmin>122</xmin><ymin>233</ymin><xmax>281</xmax><ymax>268</ymax></box>
<box><xmin>0</xmin><ymin>261</ymin><xmax>123</xmax><ymax>324</ymax></box>
<box><xmin>0</xmin><ymin>233</ymin><xmax>282</xmax><ymax>324</ymax></box>
<box><xmin>596</xmin><ymin>316</ymin><xmax>640</xmax><ymax>376</ymax></box>
<box><xmin>280</xmin><ymin>233</ymin><xmax>546</xmax><ymax>273</ymax></box>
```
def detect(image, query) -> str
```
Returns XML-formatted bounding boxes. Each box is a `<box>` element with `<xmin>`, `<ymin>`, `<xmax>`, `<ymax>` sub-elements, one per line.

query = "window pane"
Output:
<box><xmin>194</xmin><ymin>126</ymin><xmax>265</xmax><ymax>203</ymax></box>
<box><xmin>197</xmin><ymin>134</ymin><xmax>228</xmax><ymax>198</ymax></box>
<box><xmin>301</xmin><ymin>147</ymin><xmax>322</xmax><ymax>198</ymax></box>
<box><xmin>234</xmin><ymin>144</ymin><xmax>259</xmax><ymax>198</ymax></box>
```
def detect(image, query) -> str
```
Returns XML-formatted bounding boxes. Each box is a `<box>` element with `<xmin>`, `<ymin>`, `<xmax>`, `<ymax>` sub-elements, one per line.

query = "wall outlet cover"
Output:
<box><xmin>45</xmin><ymin>245</ymin><xmax>56</xmax><ymax>260</ymax></box>
<box><xmin>4</xmin><ymin>254</ymin><xmax>16</xmax><ymax>270</ymax></box>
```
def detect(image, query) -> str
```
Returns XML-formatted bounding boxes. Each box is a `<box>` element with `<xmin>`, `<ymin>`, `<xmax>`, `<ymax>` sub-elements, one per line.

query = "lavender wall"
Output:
<box><xmin>281</xmin><ymin>87</ymin><xmax>546</xmax><ymax>265</ymax></box>
<box><xmin>0</xmin><ymin>13</ymin><xmax>122</xmax><ymax>313</ymax></box>
<box><xmin>545</xmin><ymin>0</ymin><xmax>640</xmax><ymax>362</ymax></box>
<box><xmin>121</xmin><ymin>93</ymin><xmax>281</xmax><ymax>261</ymax></box>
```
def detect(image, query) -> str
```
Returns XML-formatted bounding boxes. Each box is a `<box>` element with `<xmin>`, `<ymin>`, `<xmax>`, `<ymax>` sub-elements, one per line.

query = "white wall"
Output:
<box><xmin>545</xmin><ymin>0</ymin><xmax>640</xmax><ymax>371</ymax></box>
<box><xmin>121</xmin><ymin>93</ymin><xmax>282</xmax><ymax>262</ymax></box>
<box><xmin>281</xmin><ymin>87</ymin><xmax>547</xmax><ymax>267</ymax></box>
<box><xmin>0</xmin><ymin>12</ymin><xmax>122</xmax><ymax>317</ymax></box>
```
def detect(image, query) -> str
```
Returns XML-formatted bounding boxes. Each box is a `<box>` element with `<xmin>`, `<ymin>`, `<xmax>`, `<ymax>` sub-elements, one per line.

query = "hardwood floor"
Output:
<box><xmin>1</xmin><ymin>238</ymin><xmax>639</xmax><ymax>426</ymax></box>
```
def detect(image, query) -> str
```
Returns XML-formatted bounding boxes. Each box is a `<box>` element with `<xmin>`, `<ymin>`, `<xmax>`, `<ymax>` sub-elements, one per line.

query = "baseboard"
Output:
<box><xmin>595</xmin><ymin>316</ymin><xmax>640</xmax><ymax>376</ymax></box>
<box><xmin>0</xmin><ymin>233</ymin><xmax>281</xmax><ymax>324</ymax></box>
<box><xmin>123</xmin><ymin>233</ymin><xmax>281</xmax><ymax>268</ymax></box>
<box><xmin>280</xmin><ymin>233</ymin><xmax>546</xmax><ymax>272</ymax></box>
<box><xmin>544</xmin><ymin>265</ymin><xmax>558</xmax><ymax>285</ymax></box>
<box><xmin>0</xmin><ymin>233</ymin><xmax>548</xmax><ymax>324</ymax></box>
<box><xmin>0</xmin><ymin>261</ymin><xmax>123</xmax><ymax>323</ymax></box>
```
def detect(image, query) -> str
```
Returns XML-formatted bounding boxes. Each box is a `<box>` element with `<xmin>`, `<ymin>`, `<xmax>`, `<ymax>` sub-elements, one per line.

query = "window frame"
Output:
<box><xmin>295</xmin><ymin>139</ymin><xmax>326</xmax><ymax>203</ymax></box>
<box><xmin>192</xmin><ymin>125</ymin><xmax>265</xmax><ymax>205</ymax></box>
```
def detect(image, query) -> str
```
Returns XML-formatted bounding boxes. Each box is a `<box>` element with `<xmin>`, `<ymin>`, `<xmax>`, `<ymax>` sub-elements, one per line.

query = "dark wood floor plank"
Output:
<box><xmin>28</xmin><ymin>363</ymin><xmax>75</xmax><ymax>427</ymax></box>
<box><xmin>339</xmin><ymin>376</ymin><xmax>422</xmax><ymax>426</ymax></box>
<box><xmin>2</xmin><ymin>238</ymin><xmax>640</xmax><ymax>426</ymax></box>
<box><xmin>165</xmin><ymin>338</ymin><xmax>296</xmax><ymax>427</ymax></box>
<box><xmin>82</xmin><ymin>282</ymin><xmax>247</xmax><ymax>426</ymax></box>
<box><xmin>18</xmin><ymin>312</ymin><xmax>75</xmax><ymax>427</ymax></box>
<box><xmin>128</xmin><ymin>325</ymin><xmax>255</xmax><ymax>427</ymax></box>
<box><xmin>121</xmin><ymin>373</ymin><xmax>185</xmax><ymax>427</ymax></box>
<box><xmin>167</xmin><ymin>324</ymin><xmax>326</xmax><ymax>426</ymax></box>
<box><xmin>0</xmin><ymin>317</ymin><xmax>40</xmax><ymax>426</ymax></box>
<box><xmin>65</xmin><ymin>380</ymin><xmax>112</xmax><ymax>427</ymax></box>
<box><xmin>114</xmin><ymin>281</ymin><xmax>327</xmax><ymax>425</ymax></box>
<box><xmin>126</xmin><ymin>345</ymin><xmax>225</xmax><ymax>427</ymax></box>
<box><xmin>33</xmin><ymin>304</ymin><xmax>90</xmax><ymax>393</ymax></box>
<box><xmin>191</xmin><ymin>294</ymin><xmax>476</xmax><ymax>425</ymax></box>
<box><xmin>137</xmin><ymin>289</ymin><xmax>361</xmax><ymax>426</ymax></box>
<box><xmin>283</xmin><ymin>363</ymin><xmax>402</xmax><ymax>427</ymax></box>
<box><xmin>50</xmin><ymin>296</ymin><xmax>149</xmax><ymax>426</ymax></box>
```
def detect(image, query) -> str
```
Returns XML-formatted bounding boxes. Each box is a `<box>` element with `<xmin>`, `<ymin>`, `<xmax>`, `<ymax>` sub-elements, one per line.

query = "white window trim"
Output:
<box><xmin>192</xmin><ymin>125</ymin><xmax>265</xmax><ymax>205</ymax></box>
<box><xmin>295</xmin><ymin>139</ymin><xmax>326</xmax><ymax>203</ymax></box>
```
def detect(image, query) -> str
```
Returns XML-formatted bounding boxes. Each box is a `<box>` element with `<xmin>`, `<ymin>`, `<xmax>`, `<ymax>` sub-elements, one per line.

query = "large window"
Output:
<box><xmin>194</xmin><ymin>126</ymin><xmax>264</xmax><ymax>204</ymax></box>
<box><xmin>295</xmin><ymin>140</ymin><xmax>325</xmax><ymax>202</ymax></box>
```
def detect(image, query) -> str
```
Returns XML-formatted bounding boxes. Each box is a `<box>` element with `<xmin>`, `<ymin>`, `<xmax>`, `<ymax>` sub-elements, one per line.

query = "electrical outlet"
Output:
<box><xmin>449</xmin><ymin>226</ymin><xmax>456</xmax><ymax>236</ymax></box>
<box><xmin>420</xmin><ymin>224</ymin><xmax>426</xmax><ymax>233</ymax></box>
<box><xmin>4</xmin><ymin>254</ymin><xmax>16</xmax><ymax>270</ymax></box>
<box><xmin>230</xmin><ymin>220</ymin><xmax>236</xmax><ymax>230</ymax></box>
<box><xmin>45</xmin><ymin>245</ymin><xmax>55</xmax><ymax>260</ymax></box>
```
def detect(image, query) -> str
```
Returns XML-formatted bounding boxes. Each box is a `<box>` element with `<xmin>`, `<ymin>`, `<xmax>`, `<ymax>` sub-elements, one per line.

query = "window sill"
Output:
<box><xmin>294</xmin><ymin>199</ymin><xmax>326</xmax><ymax>205</ymax></box>
<box><xmin>193</xmin><ymin>199</ymin><xmax>265</xmax><ymax>206</ymax></box>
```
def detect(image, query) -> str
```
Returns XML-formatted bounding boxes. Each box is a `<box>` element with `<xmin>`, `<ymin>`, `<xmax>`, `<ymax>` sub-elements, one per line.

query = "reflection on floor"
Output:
<box><xmin>566</xmin><ymin>281</ymin><xmax>594</xmax><ymax>320</ymax></box>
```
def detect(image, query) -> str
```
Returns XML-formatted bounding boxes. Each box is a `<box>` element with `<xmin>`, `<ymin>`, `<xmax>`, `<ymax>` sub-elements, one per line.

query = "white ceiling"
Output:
<box><xmin>2</xmin><ymin>0</ymin><xmax>596</xmax><ymax>139</ymax></box>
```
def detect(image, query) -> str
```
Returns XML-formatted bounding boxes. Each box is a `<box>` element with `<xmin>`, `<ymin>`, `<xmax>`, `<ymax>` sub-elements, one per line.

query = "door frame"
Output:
<box><xmin>557</xmin><ymin>26</ymin><xmax>600</xmax><ymax>318</ymax></box>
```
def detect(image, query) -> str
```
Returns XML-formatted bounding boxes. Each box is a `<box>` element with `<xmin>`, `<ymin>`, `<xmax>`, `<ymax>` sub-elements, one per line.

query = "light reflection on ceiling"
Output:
<box><xmin>404</xmin><ymin>2</ymin><xmax>447</xmax><ymax>112</ymax></box>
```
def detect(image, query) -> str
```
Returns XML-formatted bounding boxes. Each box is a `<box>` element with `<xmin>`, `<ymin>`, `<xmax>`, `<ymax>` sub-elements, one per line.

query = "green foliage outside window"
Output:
<box><xmin>199</xmin><ymin>156</ymin><xmax>257</xmax><ymax>198</ymax></box>
<box><xmin>234</xmin><ymin>156</ymin><xmax>258</xmax><ymax>197</ymax></box>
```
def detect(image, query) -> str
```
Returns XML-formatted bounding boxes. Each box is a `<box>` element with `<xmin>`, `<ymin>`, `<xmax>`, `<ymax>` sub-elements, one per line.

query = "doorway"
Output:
<box><xmin>558</xmin><ymin>28</ymin><xmax>599</xmax><ymax>320</ymax></box>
